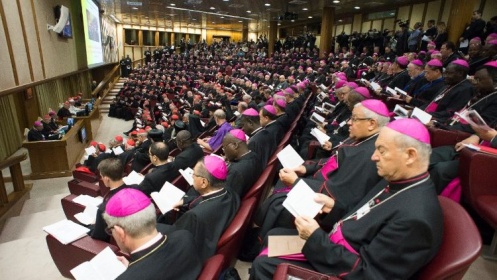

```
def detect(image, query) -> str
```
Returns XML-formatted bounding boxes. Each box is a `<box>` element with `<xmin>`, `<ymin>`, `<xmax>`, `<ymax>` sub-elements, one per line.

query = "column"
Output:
<box><xmin>447</xmin><ymin>0</ymin><xmax>478</xmax><ymax>43</ymax></box>
<box><xmin>268</xmin><ymin>20</ymin><xmax>278</xmax><ymax>57</ymax></box>
<box><xmin>320</xmin><ymin>6</ymin><xmax>335</xmax><ymax>58</ymax></box>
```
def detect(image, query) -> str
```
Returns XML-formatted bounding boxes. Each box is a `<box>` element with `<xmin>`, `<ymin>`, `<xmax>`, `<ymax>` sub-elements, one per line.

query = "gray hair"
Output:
<box><xmin>393</xmin><ymin>132</ymin><xmax>432</xmax><ymax>169</ymax></box>
<box><xmin>355</xmin><ymin>103</ymin><xmax>390</xmax><ymax>127</ymax></box>
<box><xmin>214</xmin><ymin>109</ymin><xmax>226</xmax><ymax>120</ymax></box>
<box><xmin>102</xmin><ymin>203</ymin><xmax>157</xmax><ymax>238</ymax></box>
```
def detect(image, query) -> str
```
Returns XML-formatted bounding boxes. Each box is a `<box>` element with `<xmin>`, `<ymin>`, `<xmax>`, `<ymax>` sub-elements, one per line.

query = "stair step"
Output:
<box><xmin>0</xmin><ymin>208</ymin><xmax>64</xmax><ymax>243</ymax></box>
<box><xmin>19</xmin><ymin>193</ymin><xmax>68</xmax><ymax>216</ymax></box>
<box><xmin>0</xmin><ymin>237</ymin><xmax>66</xmax><ymax>279</ymax></box>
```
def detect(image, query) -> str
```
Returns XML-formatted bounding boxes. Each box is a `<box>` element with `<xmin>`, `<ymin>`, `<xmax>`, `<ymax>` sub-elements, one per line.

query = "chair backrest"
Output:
<box><xmin>459</xmin><ymin>148</ymin><xmax>497</xmax><ymax>207</ymax></box>
<box><xmin>216</xmin><ymin>197</ymin><xmax>257</xmax><ymax>266</ymax></box>
<box><xmin>243</xmin><ymin>163</ymin><xmax>276</xmax><ymax>202</ymax></box>
<box><xmin>413</xmin><ymin>196</ymin><xmax>482</xmax><ymax>280</ymax></box>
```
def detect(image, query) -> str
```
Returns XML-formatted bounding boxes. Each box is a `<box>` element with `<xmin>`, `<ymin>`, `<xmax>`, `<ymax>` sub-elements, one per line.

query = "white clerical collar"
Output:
<box><xmin>131</xmin><ymin>232</ymin><xmax>163</xmax><ymax>254</ymax></box>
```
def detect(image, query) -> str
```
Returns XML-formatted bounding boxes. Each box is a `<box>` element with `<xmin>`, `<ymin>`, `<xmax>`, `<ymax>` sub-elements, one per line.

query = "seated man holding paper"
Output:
<box><xmin>89</xmin><ymin>158</ymin><xmax>138</xmax><ymax>242</ymax></box>
<box><xmin>197</xmin><ymin>109</ymin><xmax>233</xmax><ymax>152</ymax></box>
<box><xmin>137</xmin><ymin>142</ymin><xmax>179</xmax><ymax>197</ymax></box>
<box><xmin>102</xmin><ymin>188</ymin><xmax>202</xmax><ymax>280</ymax></box>
<box><xmin>250</xmin><ymin>119</ymin><xmax>443</xmax><ymax>280</ymax></box>
<box><xmin>165</xmin><ymin>155</ymin><xmax>240</xmax><ymax>262</ymax></box>
<box><xmin>421</xmin><ymin>59</ymin><xmax>475</xmax><ymax>123</ymax></box>
<box><xmin>254</xmin><ymin>100</ymin><xmax>390</xmax><ymax>245</ymax></box>
<box><xmin>84</xmin><ymin>143</ymin><xmax>113</xmax><ymax>173</ymax></box>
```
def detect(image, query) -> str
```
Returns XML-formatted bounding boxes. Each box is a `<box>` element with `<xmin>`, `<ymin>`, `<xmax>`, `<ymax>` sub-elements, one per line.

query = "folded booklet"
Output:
<box><xmin>179</xmin><ymin>167</ymin><xmax>194</xmax><ymax>186</ymax></box>
<box><xmin>151</xmin><ymin>181</ymin><xmax>185</xmax><ymax>214</ymax></box>
<box><xmin>283</xmin><ymin>180</ymin><xmax>323</xmax><ymax>218</ymax></box>
<box><xmin>309</xmin><ymin>112</ymin><xmax>325</xmax><ymax>126</ymax></box>
<box><xmin>70</xmin><ymin>247</ymin><xmax>126</xmax><ymax>280</ymax></box>
<box><xmin>277</xmin><ymin>145</ymin><xmax>304</xmax><ymax>169</ymax></box>
<box><xmin>43</xmin><ymin>219</ymin><xmax>90</xmax><ymax>245</ymax></box>
<box><xmin>310</xmin><ymin>128</ymin><xmax>330</xmax><ymax>145</ymax></box>
<box><xmin>122</xmin><ymin>171</ymin><xmax>144</xmax><ymax>185</ymax></box>
<box><xmin>455</xmin><ymin>110</ymin><xmax>491</xmax><ymax>131</ymax></box>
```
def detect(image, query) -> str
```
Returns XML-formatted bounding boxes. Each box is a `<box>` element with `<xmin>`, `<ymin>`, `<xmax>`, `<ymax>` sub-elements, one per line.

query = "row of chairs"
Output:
<box><xmin>47</xmin><ymin>91</ymin><xmax>314</xmax><ymax>279</ymax></box>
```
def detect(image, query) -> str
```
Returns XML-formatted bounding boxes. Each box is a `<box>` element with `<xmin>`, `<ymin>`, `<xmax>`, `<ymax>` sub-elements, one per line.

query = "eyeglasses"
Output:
<box><xmin>350</xmin><ymin>116</ymin><xmax>372</xmax><ymax>122</ymax></box>
<box><xmin>105</xmin><ymin>226</ymin><xmax>115</xmax><ymax>236</ymax></box>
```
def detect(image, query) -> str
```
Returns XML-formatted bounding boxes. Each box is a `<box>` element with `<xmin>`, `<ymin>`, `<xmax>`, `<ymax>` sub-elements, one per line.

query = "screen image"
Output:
<box><xmin>61</xmin><ymin>14</ymin><xmax>73</xmax><ymax>38</ymax></box>
<box><xmin>81</xmin><ymin>0</ymin><xmax>103</xmax><ymax>67</ymax></box>
<box><xmin>67</xmin><ymin>118</ymin><xmax>74</xmax><ymax>127</ymax></box>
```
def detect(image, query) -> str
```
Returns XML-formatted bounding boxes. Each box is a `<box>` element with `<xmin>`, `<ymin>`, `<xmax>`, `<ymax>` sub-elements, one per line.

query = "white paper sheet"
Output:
<box><xmin>151</xmin><ymin>182</ymin><xmax>186</xmax><ymax>214</ymax></box>
<box><xmin>43</xmin><ymin>219</ymin><xmax>90</xmax><ymax>245</ymax></box>
<box><xmin>310</xmin><ymin>128</ymin><xmax>330</xmax><ymax>145</ymax></box>
<box><xmin>277</xmin><ymin>145</ymin><xmax>304</xmax><ymax>169</ymax></box>
<box><xmin>411</xmin><ymin>107</ymin><xmax>432</xmax><ymax>124</ymax></box>
<box><xmin>122</xmin><ymin>171</ymin><xmax>145</xmax><ymax>185</ymax></box>
<box><xmin>70</xmin><ymin>247</ymin><xmax>126</xmax><ymax>280</ymax></box>
<box><xmin>112</xmin><ymin>146</ymin><xmax>124</xmax><ymax>155</ymax></box>
<box><xmin>179</xmin><ymin>167</ymin><xmax>194</xmax><ymax>186</ymax></box>
<box><xmin>282</xmin><ymin>180</ymin><xmax>323</xmax><ymax>218</ymax></box>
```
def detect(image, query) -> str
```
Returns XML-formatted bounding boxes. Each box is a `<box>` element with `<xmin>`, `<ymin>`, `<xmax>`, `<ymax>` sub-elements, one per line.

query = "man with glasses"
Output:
<box><xmin>164</xmin><ymin>155</ymin><xmax>240</xmax><ymax>262</ymax></box>
<box><xmin>253</xmin><ymin>100</ymin><xmax>390</xmax><ymax>253</ymax></box>
<box><xmin>102</xmin><ymin>188</ymin><xmax>201</xmax><ymax>279</ymax></box>
<box><xmin>137</xmin><ymin>142</ymin><xmax>178</xmax><ymax>197</ymax></box>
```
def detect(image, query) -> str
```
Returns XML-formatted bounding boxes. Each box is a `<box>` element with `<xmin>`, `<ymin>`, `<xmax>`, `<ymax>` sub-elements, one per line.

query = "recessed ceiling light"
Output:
<box><xmin>338</xmin><ymin>19</ymin><xmax>343</xmax><ymax>22</ymax></box>
<box><xmin>247</xmin><ymin>10</ymin><xmax>251</xmax><ymax>13</ymax></box>
<box><xmin>333</xmin><ymin>0</ymin><xmax>340</xmax><ymax>3</ymax></box>
<box><xmin>170</xmin><ymin>3</ymin><xmax>176</xmax><ymax>6</ymax></box>
<box><xmin>277</xmin><ymin>23</ymin><xmax>281</xmax><ymax>26</ymax></box>
<box><xmin>212</xmin><ymin>21</ymin><xmax>215</xmax><ymax>23</ymax></box>
<box><xmin>192</xmin><ymin>18</ymin><xmax>197</xmax><ymax>20</ymax></box>
<box><xmin>390</xmin><ymin>12</ymin><xmax>395</xmax><ymax>15</ymax></box>
<box><xmin>265</xmin><ymin>3</ymin><xmax>270</xmax><ymax>6</ymax></box>
<box><xmin>210</xmin><ymin>7</ymin><xmax>215</xmax><ymax>10</ymax></box>
<box><xmin>302</xmin><ymin>8</ymin><xmax>308</xmax><ymax>11</ymax></box>
<box><xmin>354</xmin><ymin>6</ymin><xmax>360</xmax><ymax>9</ymax></box>
<box><xmin>291</xmin><ymin>19</ymin><xmax>295</xmax><ymax>22</ymax></box>
<box><xmin>238</xmin><ymin>20</ymin><xmax>242</xmax><ymax>22</ymax></box>
<box><xmin>308</xmin><ymin>16</ymin><xmax>313</xmax><ymax>18</ymax></box>
<box><xmin>132</xmin><ymin>7</ymin><xmax>138</xmax><ymax>10</ymax></box>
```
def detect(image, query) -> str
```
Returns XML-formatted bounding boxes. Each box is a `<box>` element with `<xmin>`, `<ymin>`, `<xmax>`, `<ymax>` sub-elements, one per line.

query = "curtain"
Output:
<box><xmin>36</xmin><ymin>71</ymin><xmax>93</xmax><ymax>114</ymax></box>
<box><xmin>0</xmin><ymin>94</ymin><xmax>22</xmax><ymax>160</ymax></box>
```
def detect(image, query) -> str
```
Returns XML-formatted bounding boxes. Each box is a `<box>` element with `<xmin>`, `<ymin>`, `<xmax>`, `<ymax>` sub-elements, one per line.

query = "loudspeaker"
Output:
<box><xmin>51</xmin><ymin>5</ymin><xmax>69</xmax><ymax>33</ymax></box>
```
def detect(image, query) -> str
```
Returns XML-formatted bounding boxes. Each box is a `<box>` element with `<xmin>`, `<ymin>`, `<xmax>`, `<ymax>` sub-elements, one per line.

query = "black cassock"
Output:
<box><xmin>171</xmin><ymin>188</ymin><xmax>240</xmax><ymax>262</ymax></box>
<box><xmin>251</xmin><ymin>173</ymin><xmax>443</xmax><ymax>280</ymax></box>
<box><xmin>248</xmin><ymin>127</ymin><xmax>277</xmax><ymax>169</ymax></box>
<box><xmin>423</xmin><ymin>80</ymin><xmax>475</xmax><ymax>123</ymax></box>
<box><xmin>226</xmin><ymin>151</ymin><xmax>263</xmax><ymax>198</ymax></box>
<box><xmin>172</xmin><ymin>143</ymin><xmax>204</xmax><ymax>171</ymax></box>
<box><xmin>255</xmin><ymin>134</ymin><xmax>381</xmax><ymax>240</ymax></box>
<box><xmin>138</xmin><ymin>163</ymin><xmax>179</xmax><ymax>196</ymax></box>
<box><xmin>116</xmin><ymin>231</ymin><xmax>202</xmax><ymax>280</ymax></box>
<box><xmin>264</xmin><ymin>120</ymin><xmax>285</xmax><ymax>145</ymax></box>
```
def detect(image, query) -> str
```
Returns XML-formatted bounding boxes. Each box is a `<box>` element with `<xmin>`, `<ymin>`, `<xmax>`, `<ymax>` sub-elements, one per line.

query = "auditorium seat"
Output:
<box><xmin>72</xmin><ymin>169</ymin><xmax>99</xmax><ymax>183</ymax></box>
<box><xmin>306</xmin><ymin>140</ymin><xmax>321</xmax><ymax>160</ymax></box>
<box><xmin>242</xmin><ymin>163</ymin><xmax>277</xmax><ymax>202</ymax></box>
<box><xmin>197</xmin><ymin>254</ymin><xmax>225</xmax><ymax>280</ymax></box>
<box><xmin>216</xmin><ymin>197</ymin><xmax>257</xmax><ymax>268</ymax></box>
<box><xmin>274</xmin><ymin>196</ymin><xmax>482</xmax><ymax>280</ymax></box>
<box><xmin>428</xmin><ymin>127</ymin><xmax>471</xmax><ymax>148</ymax></box>
<box><xmin>459</xmin><ymin>148</ymin><xmax>497</xmax><ymax>260</ymax></box>
<box><xmin>67</xmin><ymin>179</ymin><xmax>101</xmax><ymax>197</ymax></box>
<box><xmin>46</xmin><ymin>234</ymin><xmax>121</xmax><ymax>279</ymax></box>
<box><xmin>61</xmin><ymin>194</ymin><xmax>86</xmax><ymax>224</ymax></box>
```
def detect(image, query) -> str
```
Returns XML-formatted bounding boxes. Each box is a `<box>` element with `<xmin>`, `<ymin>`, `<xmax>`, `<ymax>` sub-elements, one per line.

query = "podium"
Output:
<box><xmin>23</xmin><ymin>108</ymin><xmax>102</xmax><ymax>179</ymax></box>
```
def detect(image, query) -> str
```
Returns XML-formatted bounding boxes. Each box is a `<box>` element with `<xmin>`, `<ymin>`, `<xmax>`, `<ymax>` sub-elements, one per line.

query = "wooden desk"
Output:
<box><xmin>22</xmin><ymin>117</ymin><xmax>96</xmax><ymax>179</ymax></box>
<box><xmin>74</xmin><ymin>105</ymin><xmax>102</xmax><ymax>141</ymax></box>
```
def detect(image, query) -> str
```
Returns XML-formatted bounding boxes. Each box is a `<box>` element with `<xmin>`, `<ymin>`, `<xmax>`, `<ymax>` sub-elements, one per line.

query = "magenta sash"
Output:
<box><xmin>440</xmin><ymin>177</ymin><xmax>461</xmax><ymax>203</ymax></box>
<box><xmin>320</xmin><ymin>156</ymin><xmax>338</xmax><ymax>180</ymax></box>
<box><xmin>481</xmin><ymin>140</ymin><xmax>491</xmax><ymax>147</ymax></box>
<box><xmin>425</xmin><ymin>102</ymin><xmax>438</xmax><ymax>113</ymax></box>
<box><xmin>258</xmin><ymin>225</ymin><xmax>358</xmax><ymax>261</ymax></box>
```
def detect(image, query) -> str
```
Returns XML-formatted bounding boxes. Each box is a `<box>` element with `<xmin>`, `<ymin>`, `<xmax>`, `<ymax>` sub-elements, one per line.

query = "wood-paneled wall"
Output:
<box><xmin>0</xmin><ymin>0</ymin><xmax>80</xmax><ymax>93</ymax></box>
<box><xmin>333</xmin><ymin>0</ymin><xmax>493</xmax><ymax>41</ymax></box>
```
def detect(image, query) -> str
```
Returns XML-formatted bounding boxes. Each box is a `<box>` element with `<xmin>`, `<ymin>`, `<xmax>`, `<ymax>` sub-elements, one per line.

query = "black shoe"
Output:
<box><xmin>123</xmin><ymin>132</ymin><xmax>129</xmax><ymax>136</ymax></box>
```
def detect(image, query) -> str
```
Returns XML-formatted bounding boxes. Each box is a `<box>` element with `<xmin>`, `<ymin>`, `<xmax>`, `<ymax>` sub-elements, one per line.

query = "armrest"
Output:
<box><xmin>197</xmin><ymin>254</ymin><xmax>225</xmax><ymax>280</ymax></box>
<box><xmin>274</xmin><ymin>263</ymin><xmax>340</xmax><ymax>280</ymax></box>
<box><xmin>307</xmin><ymin>140</ymin><xmax>321</xmax><ymax>160</ymax></box>
<box><xmin>428</xmin><ymin>127</ymin><xmax>471</xmax><ymax>148</ymax></box>
<box><xmin>459</xmin><ymin>148</ymin><xmax>497</xmax><ymax>207</ymax></box>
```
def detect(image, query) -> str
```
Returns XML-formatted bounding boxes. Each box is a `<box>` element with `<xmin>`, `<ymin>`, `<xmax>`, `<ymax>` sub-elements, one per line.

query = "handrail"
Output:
<box><xmin>0</xmin><ymin>152</ymin><xmax>28</xmax><ymax>209</ymax></box>
<box><xmin>0</xmin><ymin>153</ymin><xmax>27</xmax><ymax>170</ymax></box>
<box><xmin>92</xmin><ymin>64</ymin><xmax>120</xmax><ymax>101</ymax></box>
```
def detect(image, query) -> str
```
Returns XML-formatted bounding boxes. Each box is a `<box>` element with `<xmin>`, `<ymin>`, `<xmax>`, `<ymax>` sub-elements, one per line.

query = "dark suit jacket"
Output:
<box><xmin>173</xmin><ymin>143</ymin><xmax>204</xmax><ymax>171</ymax></box>
<box><xmin>138</xmin><ymin>163</ymin><xmax>179</xmax><ymax>196</ymax></box>
<box><xmin>132</xmin><ymin>139</ymin><xmax>152</xmax><ymax>172</ymax></box>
